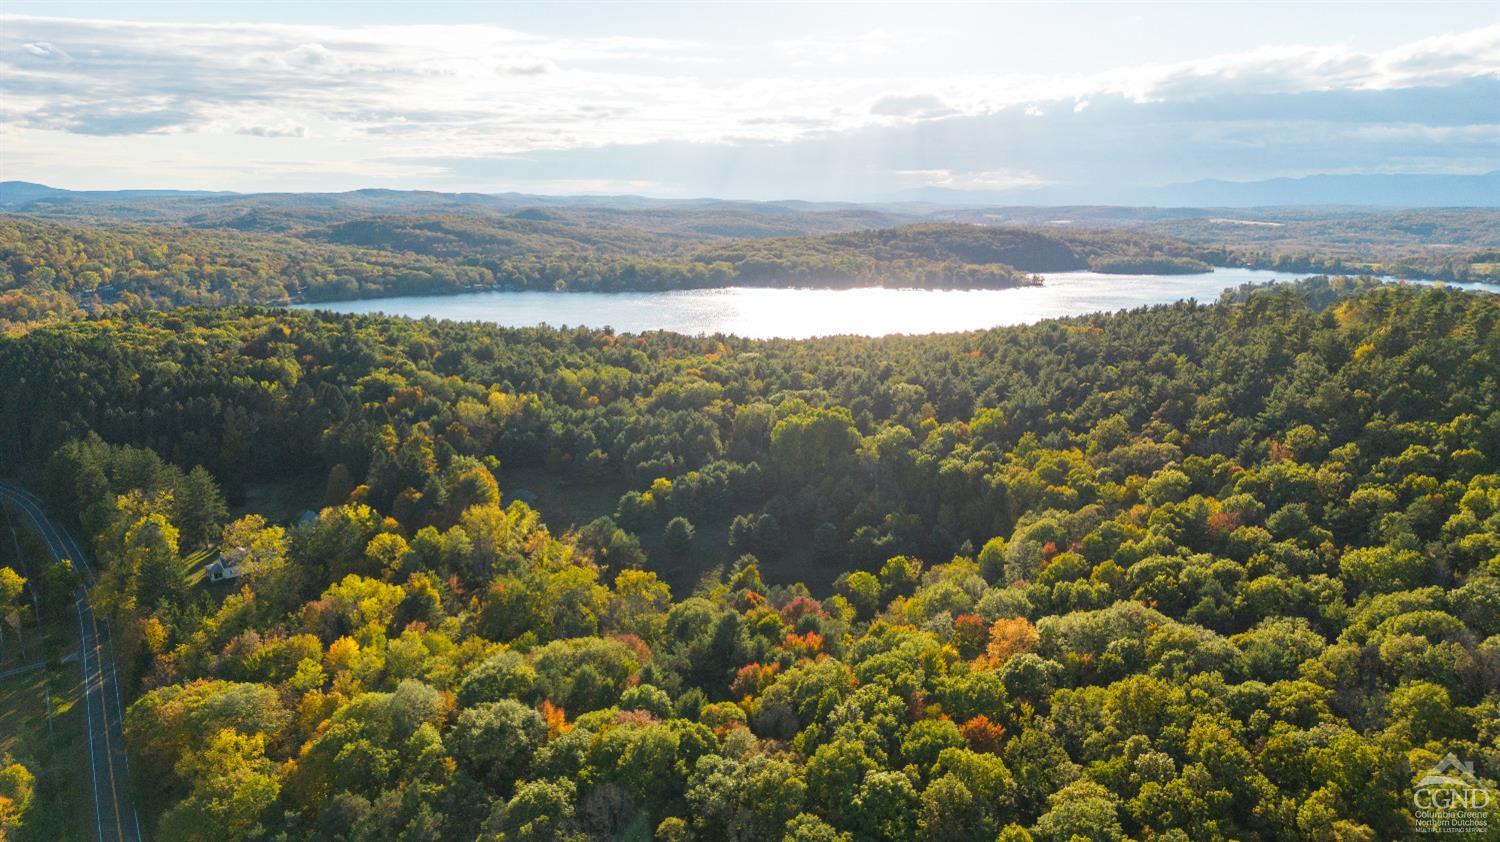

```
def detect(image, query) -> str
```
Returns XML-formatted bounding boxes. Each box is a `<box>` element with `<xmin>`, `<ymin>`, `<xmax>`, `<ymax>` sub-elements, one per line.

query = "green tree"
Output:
<box><xmin>158</xmin><ymin>730</ymin><xmax>280</xmax><ymax>842</ymax></box>
<box><xmin>172</xmin><ymin>465</ymin><xmax>228</xmax><ymax>550</ymax></box>
<box><xmin>663</xmin><ymin>516</ymin><xmax>695</xmax><ymax>561</ymax></box>
<box><xmin>852</xmin><ymin>770</ymin><xmax>919</xmax><ymax>841</ymax></box>
<box><xmin>128</xmin><ymin>512</ymin><xmax>185</xmax><ymax>611</ymax></box>
<box><xmin>1032</xmin><ymin>779</ymin><xmax>1124</xmax><ymax>842</ymax></box>
<box><xmin>478</xmin><ymin>778</ymin><xmax>582</xmax><ymax>842</ymax></box>
<box><xmin>451</xmin><ymin>700</ymin><xmax>546</xmax><ymax>792</ymax></box>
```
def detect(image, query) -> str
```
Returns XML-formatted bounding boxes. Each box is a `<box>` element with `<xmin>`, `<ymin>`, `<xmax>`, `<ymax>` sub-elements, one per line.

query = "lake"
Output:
<box><xmin>292</xmin><ymin>268</ymin><xmax>1496</xmax><ymax>339</ymax></box>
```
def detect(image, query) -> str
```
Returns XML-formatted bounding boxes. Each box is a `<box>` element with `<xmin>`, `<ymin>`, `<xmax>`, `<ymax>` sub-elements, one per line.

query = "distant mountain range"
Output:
<box><xmin>0</xmin><ymin>181</ymin><xmax>236</xmax><ymax>206</ymax></box>
<box><xmin>895</xmin><ymin>171</ymin><xmax>1500</xmax><ymax>208</ymax></box>
<box><xmin>3</xmin><ymin>170</ymin><xmax>1497</xmax><ymax>211</ymax></box>
<box><xmin>1142</xmin><ymin>171</ymin><xmax>1500</xmax><ymax>207</ymax></box>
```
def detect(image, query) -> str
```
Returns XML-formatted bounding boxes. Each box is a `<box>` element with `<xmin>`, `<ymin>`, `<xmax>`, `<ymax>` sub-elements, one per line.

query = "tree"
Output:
<box><xmin>158</xmin><ymin>730</ymin><xmax>280</xmax><ymax>842</ymax></box>
<box><xmin>984</xmin><ymin>617</ymin><xmax>1039</xmax><ymax>667</ymax></box>
<box><xmin>806</xmin><ymin>739</ymin><xmax>876</xmax><ymax>825</ymax></box>
<box><xmin>364</xmin><ymin>532</ymin><xmax>413</xmax><ymax>577</ymax></box>
<box><xmin>0</xmin><ymin>567</ymin><xmax>26</xmax><ymax>653</ymax></box>
<box><xmin>918</xmin><ymin>774</ymin><xmax>990</xmax><ymax>842</ymax></box>
<box><xmin>300</xmin><ymin>504</ymin><xmax>384</xmax><ymax>582</ymax></box>
<box><xmin>450</xmin><ymin>700</ymin><xmax>546</xmax><ymax>792</ymax></box>
<box><xmin>0</xmin><ymin>568</ymin><xmax>24</xmax><ymax>610</ymax></box>
<box><xmin>459</xmin><ymin>650</ymin><xmax>541</xmax><ymax>707</ymax></box>
<box><xmin>325</xmin><ymin>463</ymin><xmax>355</xmax><ymax>507</ymax></box>
<box><xmin>663</xmin><ymin>516</ymin><xmax>695</xmax><ymax>561</ymax></box>
<box><xmin>901</xmin><ymin>718</ymin><xmax>966</xmax><ymax>773</ymax></box>
<box><xmin>852</xmin><ymin>770</ymin><xmax>919</xmax><ymax>841</ymax></box>
<box><xmin>1230</xmin><ymin>616</ymin><xmax>1326</xmax><ymax>682</ymax></box>
<box><xmin>976</xmin><ymin>536</ymin><xmax>1009</xmax><ymax>582</ymax></box>
<box><xmin>1339</xmin><ymin>546</ymin><xmax>1429</xmax><ymax>593</ymax></box>
<box><xmin>124</xmin><ymin>680</ymin><xmax>289</xmax><ymax>803</ymax></box>
<box><xmin>783</xmin><ymin>813</ymin><xmax>852</xmax><ymax>842</ymax></box>
<box><xmin>1032</xmin><ymin>779</ymin><xmax>1125</xmax><ymax>842</ymax></box>
<box><xmin>771</xmin><ymin>408</ymin><xmax>861</xmax><ymax>480</ymax></box>
<box><xmin>606</xmin><ymin>569</ymin><xmax>671</xmax><ymax>641</ymax></box>
<box><xmin>0</xmin><ymin>760</ymin><xmax>35</xmax><ymax>836</ymax></box>
<box><xmin>999</xmin><ymin>653</ymin><xmax>1059</xmax><ymax>703</ymax></box>
<box><xmin>839</xmin><ymin>571</ymin><xmax>881</xmax><ymax>620</ymax></box>
<box><xmin>128</xmin><ymin>512</ymin><xmax>185</xmax><ymax>611</ymax></box>
<box><xmin>478</xmin><ymin>778</ymin><xmax>582</xmax><ymax>842</ymax></box>
<box><xmin>575</xmin><ymin>517</ymin><xmax>646</xmax><ymax>573</ymax></box>
<box><xmin>449</xmin><ymin>464</ymin><xmax>502</xmax><ymax>518</ymax></box>
<box><xmin>172</xmin><ymin>465</ymin><xmax>228</xmax><ymax>550</ymax></box>
<box><xmin>38</xmin><ymin>559</ymin><xmax>78</xmax><ymax>618</ymax></box>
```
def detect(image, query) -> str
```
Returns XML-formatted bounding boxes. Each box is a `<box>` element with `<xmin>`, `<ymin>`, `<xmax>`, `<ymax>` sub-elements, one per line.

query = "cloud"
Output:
<box><xmin>497</xmin><ymin>60</ymin><xmax>553</xmax><ymax>76</ymax></box>
<box><xmin>870</xmin><ymin>94</ymin><xmax>957</xmax><ymax>119</ymax></box>
<box><xmin>14</xmin><ymin>102</ymin><xmax>195</xmax><ymax>135</ymax></box>
<box><xmin>236</xmin><ymin>124</ymin><xmax>307</xmax><ymax>138</ymax></box>
<box><xmin>774</xmin><ymin>30</ymin><xmax>902</xmax><ymax>66</ymax></box>
<box><xmin>961</xmin><ymin>169</ymin><xmax>1050</xmax><ymax>189</ymax></box>
<box><xmin>895</xmin><ymin>168</ymin><xmax>1048</xmax><ymax>190</ymax></box>
<box><xmin>0</xmin><ymin>13</ymin><xmax>1496</xmax><ymax>196</ymax></box>
<box><xmin>376</xmin><ymin>77</ymin><xmax>1498</xmax><ymax>200</ymax></box>
<box><xmin>21</xmin><ymin>40</ymin><xmax>68</xmax><ymax>60</ymax></box>
<box><xmin>1102</xmin><ymin>25</ymin><xmax>1500</xmax><ymax>103</ymax></box>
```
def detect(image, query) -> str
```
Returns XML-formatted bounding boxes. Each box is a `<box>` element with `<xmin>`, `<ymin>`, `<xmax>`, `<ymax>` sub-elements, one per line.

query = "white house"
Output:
<box><xmin>206</xmin><ymin>547</ymin><xmax>249</xmax><ymax>582</ymax></box>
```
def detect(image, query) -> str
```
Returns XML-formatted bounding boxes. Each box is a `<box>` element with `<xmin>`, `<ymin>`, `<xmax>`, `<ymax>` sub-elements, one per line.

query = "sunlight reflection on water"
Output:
<box><xmin>293</xmin><ymin>269</ymin><xmax>1497</xmax><ymax>339</ymax></box>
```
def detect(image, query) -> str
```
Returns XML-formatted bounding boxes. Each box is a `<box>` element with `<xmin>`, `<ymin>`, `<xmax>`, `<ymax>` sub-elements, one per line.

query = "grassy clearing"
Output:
<box><xmin>499</xmin><ymin>465</ymin><xmax>628</xmax><ymax>533</ymax></box>
<box><xmin>0</xmin><ymin>621</ymin><xmax>91</xmax><ymax>842</ymax></box>
<box><xmin>640</xmin><ymin>519</ymin><xmax>842</xmax><ymax>594</ymax></box>
<box><xmin>498</xmin><ymin>467</ymin><xmax>842</xmax><ymax>594</ymax></box>
<box><xmin>235</xmin><ymin>471</ymin><xmax>325</xmax><ymax>524</ymax></box>
<box><xmin>181</xmin><ymin>547</ymin><xmax>215</xmax><ymax>588</ymax></box>
<box><xmin>0</xmin><ymin>505</ymin><xmax>90</xmax><ymax>842</ymax></box>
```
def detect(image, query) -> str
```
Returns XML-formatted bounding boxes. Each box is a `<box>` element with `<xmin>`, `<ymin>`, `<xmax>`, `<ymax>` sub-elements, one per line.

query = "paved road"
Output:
<box><xmin>0</xmin><ymin>483</ymin><xmax>143</xmax><ymax>842</ymax></box>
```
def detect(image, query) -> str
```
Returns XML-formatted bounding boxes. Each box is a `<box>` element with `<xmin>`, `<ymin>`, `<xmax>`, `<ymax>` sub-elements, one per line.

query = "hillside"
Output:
<box><xmin>5</xmin><ymin>184</ymin><xmax>1500</xmax><ymax>331</ymax></box>
<box><xmin>0</xmin><ymin>280</ymin><xmax>1495</xmax><ymax>840</ymax></box>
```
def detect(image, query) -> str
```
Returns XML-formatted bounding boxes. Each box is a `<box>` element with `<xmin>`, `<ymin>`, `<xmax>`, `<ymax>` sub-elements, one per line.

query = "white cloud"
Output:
<box><xmin>497</xmin><ymin>60</ymin><xmax>554</xmax><ymax>76</ymax></box>
<box><xmin>1099</xmin><ymin>25</ymin><xmax>1500</xmax><ymax>102</ymax></box>
<box><xmin>21</xmin><ymin>40</ymin><xmax>68</xmax><ymax>60</ymax></box>
<box><xmin>895</xmin><ymin>168</ymin><xmax>1048</xmax><ymax>190</ymax></box>
<box><xmin>0</xmin><ymin>13</ymin><xmax>1496</xmax><ymax>193</ymax></box>
<box><xmin>870</xmin><ymin>94</ymin><xmax>956</xmax><ymax>119</ymax></box>
<box><xmin>773</xmin><ymin>30</ymin><xmax>903</xmax><ymax>66</ymax></box>
<box><xmin>961</xmin><ymin>169</ymin><xmax>1050</xmax><ymax>190</ymax></box>
<box><xmin>236</xmin><ymin>124</ymin><xmax>307</xmax><ymax>138</ymax></box>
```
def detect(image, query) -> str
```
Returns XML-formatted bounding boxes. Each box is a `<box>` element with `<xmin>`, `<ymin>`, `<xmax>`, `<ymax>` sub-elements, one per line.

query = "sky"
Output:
<box><xmin>1</xmin><ymin>1</ymin><xmax>1497</xmax><ymax>200</ymax></box>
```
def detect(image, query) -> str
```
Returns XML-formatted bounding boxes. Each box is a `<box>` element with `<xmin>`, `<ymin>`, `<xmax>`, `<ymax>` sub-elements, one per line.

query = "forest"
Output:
<box><xmin>5</xmin><ymin>187</ymin><xmax>1499</xmax><ymax>331</ymax></box>
<box><xmin>0</xmin><ymin>276</ymin><xmax>1496</xmax><ymax>840</ymax></box>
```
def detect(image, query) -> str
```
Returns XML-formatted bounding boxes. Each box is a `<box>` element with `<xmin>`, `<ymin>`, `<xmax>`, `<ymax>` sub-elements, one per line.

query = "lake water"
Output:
<box><xmin>293</xmin><ymin>268</ymin><xmax>1497</xmax><ymax>339</ymax></box>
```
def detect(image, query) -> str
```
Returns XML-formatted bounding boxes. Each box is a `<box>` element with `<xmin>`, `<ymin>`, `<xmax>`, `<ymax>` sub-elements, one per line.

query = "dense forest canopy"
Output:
<box><xmin>1</xmin><ymin>277</ymin><xmax>1497</xmax><ymax>840</ymax></box>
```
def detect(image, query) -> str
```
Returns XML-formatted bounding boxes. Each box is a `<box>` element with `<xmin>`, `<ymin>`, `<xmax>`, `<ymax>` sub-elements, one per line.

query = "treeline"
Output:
<box><xmin>8</xmin><ymin>204</ymin><xmax>1497</xmax><ymax>331</ymax></box>
<box><xmin>0</xmin><ymin>211</ymin><xmax>1260</xmax><ymax>331</ymax></box>
<box><xmin>1226</xmin><ymin>250</ymin><xmax>1500</xmax><ymax>284</ymax></box>
<box><xmin>1086</xmin><ymin>255</ymin><xmax>1213</xmax><ymax>274</ymax></box>
<box><xmin>0</xmin><ymin>217</ymin><xmax>492</xmax><ymax>325</ymax></box>
<box><xmin>1149</xmin><ymin>210</ymin><xmax>1500</xmax><ymax>284</ymax></box>
<box><xmin>1</xmin><ymin>279</ymin><xmax>1497</xmax><ymax>840</ymax></box>
<box><xmin>0</xmin><ymin>218</ymin><xmax>1053</xmax><ymax>327</ymax></box>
